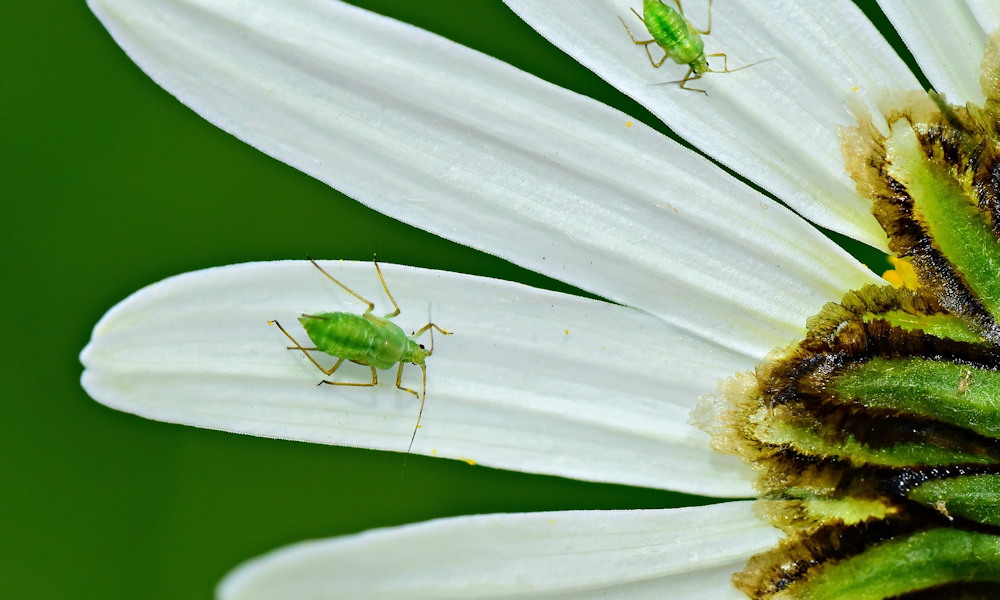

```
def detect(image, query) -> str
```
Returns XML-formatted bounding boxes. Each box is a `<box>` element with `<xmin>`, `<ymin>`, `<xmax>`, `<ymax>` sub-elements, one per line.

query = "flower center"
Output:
<box><xmin>706</xmin><ymin>42</ymin><xmax>1000</xmax><ymax>600</ymax></box>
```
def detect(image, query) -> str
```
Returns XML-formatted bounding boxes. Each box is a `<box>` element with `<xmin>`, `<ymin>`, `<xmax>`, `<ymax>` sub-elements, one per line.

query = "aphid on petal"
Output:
<box><xmin>270</xmin><ymin>258</ymin><xmax>451</xmax><ymax>454</ymax></box>
<box><xmin>620</xmin><ymin>0</ymin><xmax>765</xmax><ymax>93</ymax></box>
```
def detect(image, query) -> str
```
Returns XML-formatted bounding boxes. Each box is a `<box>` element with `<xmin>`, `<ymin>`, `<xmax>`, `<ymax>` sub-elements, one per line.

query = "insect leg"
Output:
<box><xmin>307</xmin><ymin>257</ymin><xmax>376</xmax><ymax>315</ymax></box>
<box><xmin>394</xmin><ymin>362</ymin><xmax>420</xmax><ymax>399</ymax></box>
<box><xmin>706</xmin><ymin>52</ymin><xmax>729</xmax><ymax>72</ymax></box>
<box><xmin>674</xmin><ymin>68</ymin><xmax>707</xmax><ymax>94</ymax></box>
<box><xmin>371</xmin><ymin>258</ymin><xmax>401</xmax><ymax>319</ymax></box>
<box><xmin>699</xmin><ymin>0</ymin><xmax>713</xmax><ymax>35</ymax></box>
<box><xmin>270</xmin><ymin>320</ymin><xmax>346</xmax><ymax>376</ymax></box>
<box><xmin>412</xmin><ymin>322</ymin><xmax>452</xmax><ymax>355</ymax></box>
<box><xmin>619</xmin><ymin>13</ymin><xmax>669</xmax><ymax>69</ymax></box>
<box><xmin>705</xmin><ymin>52</ymin><xmax>772</xmax><ymax>74</ymax></box>
<box><xmin>619</xmin><ymin>15</ymin><xmax>656</xmax><ymax>47</ymax></box>
<box><xmin>647</xmin><ymin>47</ymin><xmax>669</xmax><ymax>68</ymax></box>
<box><xmin>412</xmin><ymin>323</ymin><xmax>451</xmax><ymax>337</ymax></box>
<box><xmin>320</xmin><ymin>365</ymin><xmax>379</xmax><ymax>387</ymax></box>
<box><xmin>674</xmin><ymin>0</ymin><xmax>712</xmax><ymax>34</ymax></box>
<box><xmin>309</xmin><ymin>357</ymin><xmax>347</xmax><ymax>380</ymax></box>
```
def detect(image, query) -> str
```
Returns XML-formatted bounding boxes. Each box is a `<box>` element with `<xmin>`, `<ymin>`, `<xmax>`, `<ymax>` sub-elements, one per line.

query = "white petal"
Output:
<box><xmin>81</xmin><ymin>261</ymin><xmax>757</xmax><ymax>496</ymax></box>
<box><xmin>969</xmin><ymin>0</ymin><xmax>1000</xmax><ymax>35</ymax></box>
<box><xmin>505</xmin><ymin>0</ymin><xmax>919</xmax><ymax>249</ymax></box>
<box><xmin>218</xmin><ymin>501</ymin><xmax>778</xmax><ymax>600</ymax></box>
<box><xmin>879</xmin><ymin>0</ymin><xmax>1000</xmax><ymax>104</ymax></box>
<box><xmin>88</xmin><ymin>0</ymin><xmax>881</xmax><ymax>360</ymax></box>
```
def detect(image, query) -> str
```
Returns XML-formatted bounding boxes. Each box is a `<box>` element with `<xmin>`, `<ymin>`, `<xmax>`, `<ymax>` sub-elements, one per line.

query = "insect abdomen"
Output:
<box><xmin>299</xmin><ymin>312</ymin><xmax>412</xmax><ymax>370</ymax></box>
<box><xmin>644</xmin><ymin>0</ymin><xmax>704</xmax><ymax>64</ymax></box>
<box><xmin>299</xmin><ymin>312</ymin><xmax>381</xmax><ymax>364</ymax></box>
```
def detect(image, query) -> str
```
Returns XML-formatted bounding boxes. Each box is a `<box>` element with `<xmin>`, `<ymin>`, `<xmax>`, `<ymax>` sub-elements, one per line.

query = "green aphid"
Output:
<box><xmin>270</xmin><ymin>258</ymin><xmax>450</xmax><ymax>453</ymax></box>
<box><xmin>620</xmin><ymin>0</ymin><xmax>759</xmax><ymax>93</ymax></box>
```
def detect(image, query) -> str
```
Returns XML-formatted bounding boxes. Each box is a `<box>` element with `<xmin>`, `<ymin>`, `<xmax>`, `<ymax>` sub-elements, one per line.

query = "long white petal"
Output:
<box><xmin>88</xmin><ymin>0</ymin><xmax>881</xmax><ymax>360</ymax></box>
<box><xmin>218</xmin><ymin>501</ymin><xmax>777</xmax><ymax>600</ymax></box>
<box><xmin>81</xmin><ymin>261</ymin><xmax>757</xmax><ymax>496</ymax></box>
<box><xmin>505</xmin><ymin>0</ymin><xmax>918</xmax><ymax>249</ymax></box>
<box><xmin>879</xmin><ymin>0</ymin><xmax>1000</xmax><ymax>104</ymax></box>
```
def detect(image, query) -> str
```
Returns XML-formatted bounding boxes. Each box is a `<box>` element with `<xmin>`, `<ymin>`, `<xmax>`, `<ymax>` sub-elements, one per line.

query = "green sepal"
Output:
<box><xmin>759</xmin><ymin>415</ymin><xmax>993</xmax><ymax>468</ymax></box>
<box><xmin>907</xmin><ymin>474</ymin><xmax>1000</xmax><ymax>527</ymax></box>
<box><xmin>835</xmin><ymin>358</ymin><xmax>1000</xmax><ymax>439</ymax></box>
<box><xmin>873</xmin><ymin>310</ymin><xmax>983</xmax><ymax>343</ymax></box>
<box><xmin>884</xmin><ymin>121</ymin><xmax>1000</xmax><ymax>326</ymax></box>
<box><xmin>786</xmin><ymin>528</ymin><xmax>1000</xmax><ymax>600</ymax></box>
<box><xmin>723</xmin><ymin>58</ymin><xmax>1000</xmax><ymax>599</ymax></box>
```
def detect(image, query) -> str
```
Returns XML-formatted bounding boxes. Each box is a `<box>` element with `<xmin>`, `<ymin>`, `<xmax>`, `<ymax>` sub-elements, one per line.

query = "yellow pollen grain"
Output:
<box><xmin>882</xmin><ymin>255</ymin><xmax>920</xmax><ymax>289</ymax></box>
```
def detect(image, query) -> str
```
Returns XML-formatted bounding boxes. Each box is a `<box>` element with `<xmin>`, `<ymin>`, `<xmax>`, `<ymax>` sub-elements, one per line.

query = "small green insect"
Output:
<box><xmin>620</xmin><ymin>0</ymin><xmax>759</xmax><ymax>93</ymax></box>
<box><xmin>270</xmin><ymin>258</ymin><xmax>450</xmax><ymax>453</ymax></box>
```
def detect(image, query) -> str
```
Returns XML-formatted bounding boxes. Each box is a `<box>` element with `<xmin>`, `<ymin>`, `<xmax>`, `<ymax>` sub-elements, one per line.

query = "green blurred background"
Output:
<box><xmin>4</xmin><ymin>1</ymin><xmax>898</xmax><ymax>598</ymax></box>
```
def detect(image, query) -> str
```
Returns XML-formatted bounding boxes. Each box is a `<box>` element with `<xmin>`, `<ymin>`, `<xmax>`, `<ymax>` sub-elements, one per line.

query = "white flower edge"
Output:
<box><xmin>87</xmin><ymin>0</ymin><xmax>882</xmax><ymax>360</ymax></box>
<box><xmin>218</xmin><ymin>500</ymin><xmax>777</xmax><ymax>600</ymax></box>
<box><xmin>81</xmin><ymin>260</ymin><xmax>761</xmax><ymax>496</ymax></box>
<box><xmin>878</xmin><ymin>0</ymin><xmax>1000</xmax><ymax>105</ymax></box>
<box><xmin>504</xmin><ymin>0</ymin><xmax>920</xmax><ymax>250</ymax></box>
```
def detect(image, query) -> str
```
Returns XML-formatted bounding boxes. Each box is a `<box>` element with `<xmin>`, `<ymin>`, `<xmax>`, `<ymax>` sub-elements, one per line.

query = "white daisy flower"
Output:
<box><xmin>80</xmin><ymin>0</ymin><xmax>1000</xmax><ymax>598</ymax></box>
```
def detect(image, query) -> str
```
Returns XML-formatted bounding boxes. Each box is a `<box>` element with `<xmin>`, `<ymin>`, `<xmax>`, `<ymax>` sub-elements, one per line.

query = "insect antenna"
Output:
<box><xmin>404</xmin><ymin>308</ymin><xmax>436</xmax><ymax>459</ymax></box>
<box><xmin>400</xmin><ymin>363</ymin><xmax>428</xmax><ymax>476</ymax></box>
<box><xmin>405</xmin><ymin>364</ymin><xmax>428</xmax><ymax>457</ymax></box>
<box><xmin>402</xmin><ymin>307</ymin><xmax>449</xmax><ymax>469</ymax></box>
